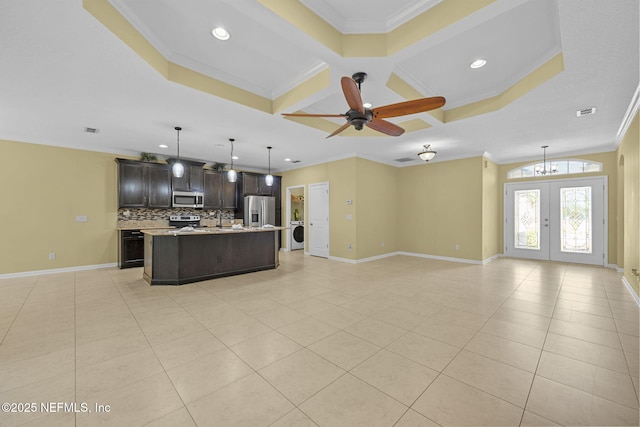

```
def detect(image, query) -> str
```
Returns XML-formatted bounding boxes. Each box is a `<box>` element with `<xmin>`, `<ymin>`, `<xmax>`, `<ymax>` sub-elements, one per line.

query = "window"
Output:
<box><xmin>507</xmin><ymin>159</ymin><xmax>602</xmax><ymax>179</ymax></box>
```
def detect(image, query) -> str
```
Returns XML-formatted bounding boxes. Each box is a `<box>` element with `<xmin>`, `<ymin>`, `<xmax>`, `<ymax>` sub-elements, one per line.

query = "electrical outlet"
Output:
<box><xmin>455</xmin><ymin>244</ymin><xmax>460</xmax><ymax>251</ymax></box>
<box><xmin>76</xmin><ymin>215</ymin><xmax>88</xmax><ymax>222</ymax></box>
<box><xmin>49</xmin><ymin>252</ymin><xmax>56</xmax><ymax>260</ymax></box>
<box><xmin>348</xmin><ymin>244</ymin><xmax>352</xmax><ymax>251</ymax></box>
<box><xmin>381</xmin><ymin>241</ymin><xmax>384</xmax><ymax>247</ymax></box>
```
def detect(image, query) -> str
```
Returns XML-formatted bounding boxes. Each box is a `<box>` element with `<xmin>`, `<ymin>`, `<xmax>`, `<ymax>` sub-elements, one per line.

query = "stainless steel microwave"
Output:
<box><xmin>172</xmin><ymin>191</ymin><xmax>204</xmax><ymax>209</ymax></box>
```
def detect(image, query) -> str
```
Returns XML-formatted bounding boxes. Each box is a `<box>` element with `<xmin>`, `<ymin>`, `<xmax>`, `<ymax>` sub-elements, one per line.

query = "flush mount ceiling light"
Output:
<box><xmin>211</xmin><ymin>27</ymin><xmax>230</xmax><ymax>41</ymax></box>
<box><xmin>172</xmin><ymin>126</ymin><xmax>184</xmax><ymax>178</ymax></box>
<box><xmin>418</xmin><ymin>144</ymin><xmax>437</xmax><ymax>162</ymax></box>
<box><xmin>284</xmin><ymin>158</ymin><xmax>291</xmax><ymax>162</ymax></box>
<box><xmin>227</xmin><ymin>138</ymin><xmax>237</xmax><ymax>183</ymax></box>
<box><xmin>158</xmin><ymin>144</ymin><xmax>168</xmax><ymax>149</ymax></box>
<box><xmin>470</xmin><ymin>58</ymin><xmax>487</xmax><ymax>69</ymax></box>
<box><xmin>265</xmin><ymin>146</ymin><xmax>274</xmax><ymax>186</ymax></box>
<box><xmin>535</xmin><ymin>145</ymin><xmax>558</xmax><ymax>175</ymax></box>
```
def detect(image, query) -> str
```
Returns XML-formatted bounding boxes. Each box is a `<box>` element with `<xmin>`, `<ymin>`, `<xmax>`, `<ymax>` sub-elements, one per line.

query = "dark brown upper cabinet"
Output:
<box><xmin>204</xmin><ymin>170</ymin><xmax>237</xmax><ymax>209</ymax></box>
<box><xmin>116</xmin><ymin>159</ymin><xmax>172</xmax><ymax>209</ymax></box>
<box><xmin>167</xmin><ymin>159</ymin><xmax>205</xmax><ymax>192</ymax></box>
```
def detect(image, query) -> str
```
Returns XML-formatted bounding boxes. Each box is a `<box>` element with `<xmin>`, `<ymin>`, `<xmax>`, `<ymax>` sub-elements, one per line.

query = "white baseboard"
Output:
<box><xmin>397</xmin><ymin>251</ymin><xmax>490</xmax><ymax>265</ymax></box>
<box><xmin>0</xmin><ymin>263</ymin><xmax>118</xmax><ymax>280</ymax></box>
<box><xmin>327</xmin><ymin>251</ymin><xmax>500</xmax><ymax>265</ymax></box>
<box><xmin>621</xmin><ymin>276</ymin><xmax>640</xmax><ymax>307</ymax></box>
<box><xmin>329</xmin><ymin>252</ymin><xmax>398</xmax><ymax>264</ymax></box>
<box><xmin>606</xmin><ymin>263</ymin><xmax>624</xmax><ymax>272</ymax></box>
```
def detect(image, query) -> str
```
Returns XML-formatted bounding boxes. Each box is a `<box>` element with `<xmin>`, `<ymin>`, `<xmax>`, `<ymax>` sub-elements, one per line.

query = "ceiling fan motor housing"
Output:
<box><xmin>347</xmin><ymin>109</ymin><xmax>373</xmax><ymax>130</ymax></box>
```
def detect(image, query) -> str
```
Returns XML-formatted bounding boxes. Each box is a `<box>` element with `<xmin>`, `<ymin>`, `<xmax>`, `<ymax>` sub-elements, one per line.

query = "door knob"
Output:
<box><xmin>310</xmin><ymin>223</ymin><xmax>313</xmax><ymax>226</ymax></box>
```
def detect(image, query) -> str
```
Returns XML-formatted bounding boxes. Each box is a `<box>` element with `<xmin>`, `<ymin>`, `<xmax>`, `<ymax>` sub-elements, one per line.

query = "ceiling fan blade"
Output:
<box><xmin>372</xmin><ymin>96</ymin><xmax>446</xmax><ymax>119</ymax></box>
<box><xmin>341</xmin><ymin>77</ymin><xmax>364</xmax><ymax>114</ymax></box>
<box><xmin>282</xmin><ymin>113</ymin><xmax>347</xmax><ymax>118</ymax></box>
<box><xmin>326</xmin><ymin>122</ymin><xmax>351</xmax><ymax>139</ymax></box>
<box><xmin>366</xmin><ymin>119</ymin><xmax>405</xmax><ymax>137</ymax></box>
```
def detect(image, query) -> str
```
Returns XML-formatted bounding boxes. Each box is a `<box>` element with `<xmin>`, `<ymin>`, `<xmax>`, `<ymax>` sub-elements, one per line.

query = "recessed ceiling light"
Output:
<box><xmin>211</xmin><ymin>27</ymin><xmax>230</xmax><ymax>41</ymax></box>
<box><xmin>232</xmin><ymin>155</ymin><xmax>239</xmax><ymax>160</ymax></box>
<box><xmin>284</xmin><ymin>158</ymin><xmax>291</xmax><ymax>162</ymax></box>
<box><xmin>470</xmin><ymin>58</ymin><xmax>487</xmax><ymax>69</ymax></box>
<box><xmin>159</xmin><ymin>144</ymin><xmax>168</xmax><ymax>149</ymax></box>
<box><xmin>363</xmin><ymin>102</ymin><xmax>372</xmax><ymax>109</ymax></box>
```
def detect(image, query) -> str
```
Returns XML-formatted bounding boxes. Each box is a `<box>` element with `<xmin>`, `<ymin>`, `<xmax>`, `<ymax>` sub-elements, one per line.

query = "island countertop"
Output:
<box><xmin>140</xmin><ymin>226</ymin><xmax>286</xmax><ymax>236</ymax></box>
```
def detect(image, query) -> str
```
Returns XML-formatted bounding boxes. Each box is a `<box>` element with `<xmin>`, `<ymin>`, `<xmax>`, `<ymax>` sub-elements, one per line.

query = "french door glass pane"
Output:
<box><xmin>560</xmin><ymin>186</ymin><xmax>592</xmax><ymax>253</ymax></box>
<box><xmin>514</xmin><ymin>189</ymin><xmax>540</xmax><ymax>250</ymax></box>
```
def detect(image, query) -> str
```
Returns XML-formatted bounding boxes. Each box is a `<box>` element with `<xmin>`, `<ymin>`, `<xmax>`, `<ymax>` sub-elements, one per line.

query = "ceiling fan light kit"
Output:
<box><xmin>282</xmin><ymin>72</ymin><xmax>446</xmax><ymax>138</ymax></box>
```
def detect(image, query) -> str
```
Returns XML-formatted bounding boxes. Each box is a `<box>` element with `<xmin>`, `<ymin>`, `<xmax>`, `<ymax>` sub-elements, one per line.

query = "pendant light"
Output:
<box><xmin>535</xmin><ymin>145</ymin><xmax>558</xmax><ymax>175</ymax></box>
<box><xmin>418</xmin><ymin>144</ymin><xmax>436</xmax><ymax>162</ymax></box>
<box><xmin>265</xmin><ymin>146</ymin><xmax>273</xmax><ymax>186</ymax></box>
<box><xmin>172</xmin><ymin>126</ymin><xmax>184</xmax><ymax>178</ymax></box>
<box><xmin>227</xmin><ymin>138</ymin><xmax>237</xmax><ymax>183</ymax></box>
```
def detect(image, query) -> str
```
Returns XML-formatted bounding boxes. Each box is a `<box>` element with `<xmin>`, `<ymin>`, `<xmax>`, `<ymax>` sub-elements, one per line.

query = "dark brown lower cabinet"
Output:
<box><xmin>143</xmin><ymin>231</ymin><xmax>279</xmax><ymax>285</ymax></box>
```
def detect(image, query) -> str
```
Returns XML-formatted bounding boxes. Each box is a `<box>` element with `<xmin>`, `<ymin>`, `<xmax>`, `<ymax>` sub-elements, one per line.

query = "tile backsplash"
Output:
<box><xmin>118</xmin><ymin>208</ymin><xmax>235</xmax><ymax>221</ymax></box>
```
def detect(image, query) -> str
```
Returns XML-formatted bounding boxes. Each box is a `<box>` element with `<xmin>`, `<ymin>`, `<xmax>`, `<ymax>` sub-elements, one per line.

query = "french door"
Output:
<box><xmin>505</xmin><ymin>177</ymin><xmax>606</xmax><ymax>265</ymax></box>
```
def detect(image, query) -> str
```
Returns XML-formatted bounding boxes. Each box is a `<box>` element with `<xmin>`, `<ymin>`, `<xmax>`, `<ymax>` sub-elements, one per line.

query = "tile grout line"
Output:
<box><xmin>109</xmin><ymin>276</ymin><xmax>202</xmax><ymax>426</ymax></box>
<box><xmin>385</xmin><ymin>261</ymin><xmax>546</xmax><ymax>425</ymax></box>
<box><xmin>601</xmin><ymin>270</ymin><xmax>640</xmax><ymax>405</ymax></box>
<box><xmin>516</xmin><ymin>262</ymin><xmax>568</xmax><ymax>426</ymax></box>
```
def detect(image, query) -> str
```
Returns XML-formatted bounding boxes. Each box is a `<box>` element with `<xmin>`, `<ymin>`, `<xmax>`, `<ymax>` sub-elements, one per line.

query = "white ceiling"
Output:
<box><xmin>0</xmin><ymin>0</ymin><xmax>637</xmax><ymax>173</ymax></box>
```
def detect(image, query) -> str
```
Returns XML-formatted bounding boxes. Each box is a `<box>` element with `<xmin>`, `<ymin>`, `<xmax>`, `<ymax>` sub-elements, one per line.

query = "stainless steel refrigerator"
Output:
<box><xmin>244</xmin><ymin>196</ymin><xmax>276</xmax><ymax>227</ymax></box>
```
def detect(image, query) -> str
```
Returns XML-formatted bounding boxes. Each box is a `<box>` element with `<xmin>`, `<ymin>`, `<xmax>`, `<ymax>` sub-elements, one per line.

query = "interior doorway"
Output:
<box><xmin>286</xmin><ymin>185</ymin><xmax>305</xmax><ymax>251</ymax></box>
<box><xmin>504</xmin><ymin>177</ymin><xmax>607</xmax><ymax>265</ymax></box>
<box><xmin>309</xmin><ymin>182</ymin><xmax>329</xmax><ymax>258</ymax></box>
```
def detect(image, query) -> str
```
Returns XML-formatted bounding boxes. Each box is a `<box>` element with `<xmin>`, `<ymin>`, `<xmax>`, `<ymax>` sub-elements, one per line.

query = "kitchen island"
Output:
<box><xmin>142</xmin><ymin>227</ymin><xmax>283</xmax><ymax>285</ymax></box>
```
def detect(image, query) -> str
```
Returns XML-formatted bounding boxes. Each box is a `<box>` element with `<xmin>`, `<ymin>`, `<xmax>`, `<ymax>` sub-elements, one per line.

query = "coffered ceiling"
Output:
<box><xmin>0</xmin><ymin>0</ymin><xmax>637</xmax><ymax>173</ymax></box>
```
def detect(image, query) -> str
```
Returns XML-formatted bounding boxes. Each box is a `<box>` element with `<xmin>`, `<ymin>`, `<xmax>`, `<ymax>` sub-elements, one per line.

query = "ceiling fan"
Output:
<box><xmin>282</xmin><ymin>72</ymin><xmax>446</xmax><ymax>138</ymax></box>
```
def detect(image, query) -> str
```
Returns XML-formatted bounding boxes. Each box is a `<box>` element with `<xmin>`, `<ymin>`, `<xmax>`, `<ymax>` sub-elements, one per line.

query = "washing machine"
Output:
<box><xmin>291</xmin><ymin>221</ymin><xmax>304</xmax><ymax>250</ymax></box>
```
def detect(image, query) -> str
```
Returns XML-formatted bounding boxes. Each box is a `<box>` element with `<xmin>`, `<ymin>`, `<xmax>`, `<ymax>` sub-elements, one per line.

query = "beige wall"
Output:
<box><xmin>617</xmin><ymin>112</ymin><xmax>639</xmax><ymax>294</ymax></box>
<box><xmin>482</xmin><ymin>158</ymin><xmax>500</xmax><ymax>260</ymax></box>
<box><xmin>497</xmin><ymin>151</ymin><xmax>619</xmax><ymax>264</ymax></box>
<box><xmin>0</xmin><ymin>139</ymin><xmax>119</xmax><ymax>274</ymax></box>
<box><xmin>397</xmin><ymin>156</ymin><xmax>485</xmax><ymax>261</ymax></box>
<box><xmin>280</xmin><ymin>158</ymin><xmax>358</xmax><ymax>260</ymax></box>
<box><xmin>354</xmin><ymin>158</ymin><xmax>398</xmax><ymax>259</ymax></box>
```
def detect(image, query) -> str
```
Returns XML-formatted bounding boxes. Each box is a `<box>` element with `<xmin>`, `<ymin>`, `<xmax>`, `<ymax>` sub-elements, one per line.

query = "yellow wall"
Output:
<box><xmin>354</xmin><ymin>158</ymin><xmax>398</xmax><ymax>259</ymax></box>
<box><xmin>397</xmin><ymin>157</ymin><xmax>485</xmax><ymax>261</ymax></box>
<box><xmin>497</xmin><ymin>151</ymin><xmax>618</xmax><ymax>264</ymax></box>
<box><xmin>617</xmin><ymin>112</ymin><xmax>639</xmax><ymax>294</ymax></box>
<box><xmin>482</xmin><ymin>158</ymin><xmax>500</xmax><ymax>260</ymax></box>
<box><xmin>280</xmin><ymin>158</ymin><xmax>357</xmax><ymax>260</ymax></box>
<box><xmin>0</xmin><ymin>139</ymin><xmax>118</xmax><ymax>274</ymax></box>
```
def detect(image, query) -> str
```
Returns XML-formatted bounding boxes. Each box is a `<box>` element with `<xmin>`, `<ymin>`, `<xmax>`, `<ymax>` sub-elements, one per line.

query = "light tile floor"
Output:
<box><xmin>0</xmin><ymin>253</ymin><xmax>638</xmax><ymax>426</ymax></box>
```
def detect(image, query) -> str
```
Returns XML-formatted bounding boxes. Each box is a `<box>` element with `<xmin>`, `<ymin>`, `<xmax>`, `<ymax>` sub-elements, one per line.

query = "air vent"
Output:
<box><xmin>576</xmin><ymin>107</ymin><xmax>596</xmax><ymax>117</ymax></box>
<box><xmin>394</xmin><ymin>157</ymin><xmax>416</xmax><ymax>163</ymax></box>
<box><xmin>291</xmin><ymin>160</ymin><xmax>301</xmax><ymax>164</ymax></box>
<box><xmin>84</xmin><ymin>127</ymin><xmax>100</xmax><ymax>133</ymax></box>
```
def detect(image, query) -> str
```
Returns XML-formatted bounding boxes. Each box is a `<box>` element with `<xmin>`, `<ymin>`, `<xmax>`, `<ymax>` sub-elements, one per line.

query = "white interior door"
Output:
<box><xmin>505</xmin><ymin>177</ymin><xmax>606</xmax><ymax>265</ymax></box>
<box><xmin>309</xmin><ymin>182</ymin><xmax>329</xmax><ymax>258</ymax></box>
